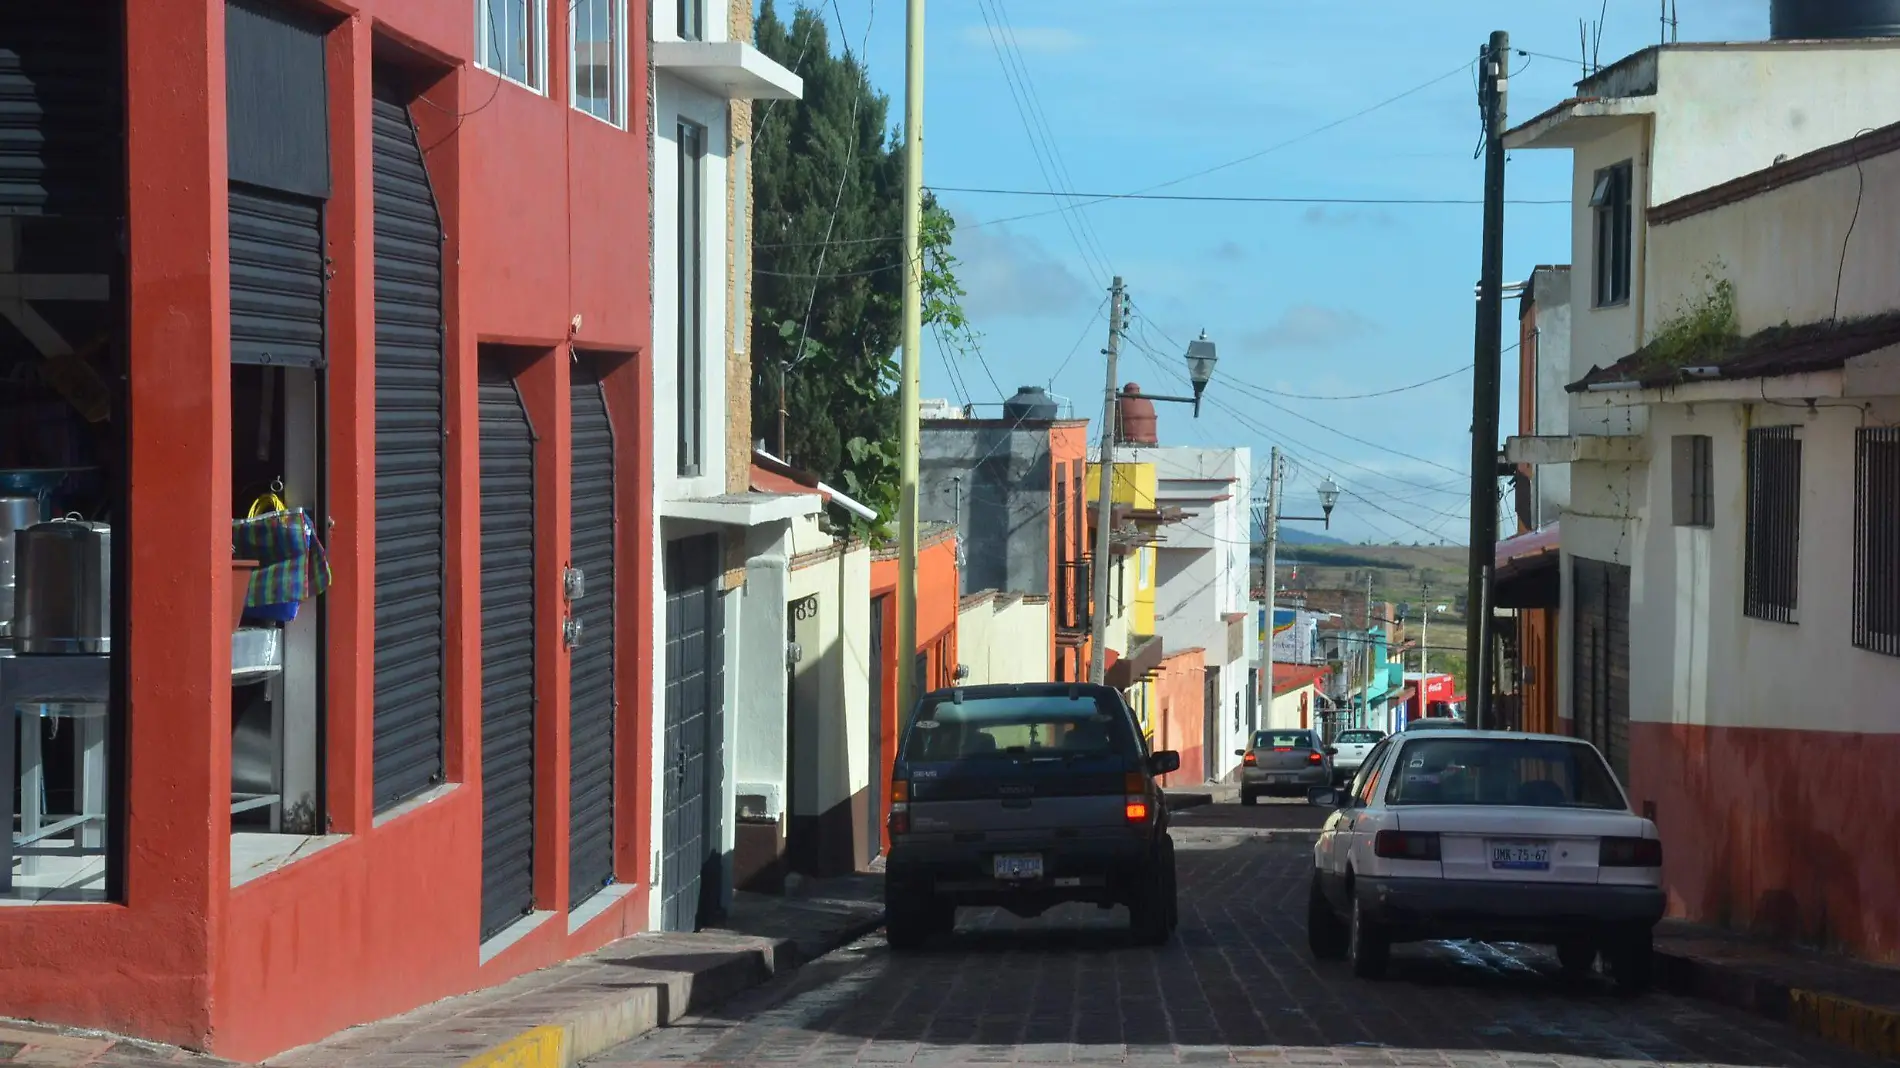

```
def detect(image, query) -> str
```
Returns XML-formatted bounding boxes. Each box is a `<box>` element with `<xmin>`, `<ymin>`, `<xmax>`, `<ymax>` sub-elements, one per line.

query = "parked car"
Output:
<box><xmin>884</xmin><ymin>682</ymin><xmax>1180</xmax><ymax>950</ymax></box>
<box><xmin>1236</xmin><ymin>728</ymin><xmax>1334</xmax><ymax>805</ymax></box>
<box><xmin>1403</xmin><ymin>716</ymin><xmax>1470</xmax><ymax>732</ymax></box>
<box><xmin>1329</xmin><ymin>729</ymin><xmax>1386</xmax><ymax>781</ymax></box>
<box><xmin>1303</xmin><ymin>730</ymin><xmax>1663</xmax><ymax>989</ymax></box>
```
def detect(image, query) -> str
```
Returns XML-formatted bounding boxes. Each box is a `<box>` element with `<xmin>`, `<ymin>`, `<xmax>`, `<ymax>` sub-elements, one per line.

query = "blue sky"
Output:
<box><xmin>794</xmin><ymin>0</ymin><xmax>1766</xmax><ymax>544</ymax></box>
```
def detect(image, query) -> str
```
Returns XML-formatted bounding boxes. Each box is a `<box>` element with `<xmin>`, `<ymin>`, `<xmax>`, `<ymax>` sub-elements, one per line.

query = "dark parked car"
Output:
<box><xmin>884</xmin><ymin>683</ymin><xmax>1181</xmax><ymax>949</ymax></box>
<box><xmin>1236</xmin><ymin>728</ymin><xmax>1335</xmax><ymax>804</ymax></box>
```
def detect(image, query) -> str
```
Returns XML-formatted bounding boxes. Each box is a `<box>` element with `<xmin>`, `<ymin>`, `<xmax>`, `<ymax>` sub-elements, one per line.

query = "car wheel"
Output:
<box><xmin>1306</xmin><ymin>874</ymin><xmax>1348</xmax><ymax>960</ymax></box>
<box><xmin>1556</xmin><ymin>938</ymin><xmax>1597</xmax><ymax>978</ymax></box>
<box><xmin>1129</xmin><ymin>850</ymin><xmax>1174</xmax><ymax>946</ymax></box>
<box><xmin>1240</xmin><ymin>789</ymin><xmax>1258</xmax><ymax>806</ymax></box>
<box><xmin>885</xmin><ymin>894</ymin><xmax>947</xmax><ymax>952</ymax></box>
<box><xmin>1159</xmin><ymin>836</ymin><xmax>1180</xmax><ymax>932</ymax></box>
<box><xmin>1605</xmin><ymin>929</ymin><xmax>1654</xmax><ymax>994</ymax></box>
<box><xmin>1347</xmin><ymin>896</ymin><xmax>1389</xmax><ymax>979</ymax></box>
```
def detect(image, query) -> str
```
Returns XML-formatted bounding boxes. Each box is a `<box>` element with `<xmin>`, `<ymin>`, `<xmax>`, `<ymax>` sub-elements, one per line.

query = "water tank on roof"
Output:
<box><xmin>1117</xmin><ymin>383</ymin><xmax>1158</xmax><ymax>445</ymax></box>
<box><xmin>1002</xmin><ymin>385</ymin><xmax>1058</xmax><ymax>422</ymax></box>
<box><xmin>1771</xmin><ymin>0</ymin><xmax>1900</xmax><ymax>38</ymax></box>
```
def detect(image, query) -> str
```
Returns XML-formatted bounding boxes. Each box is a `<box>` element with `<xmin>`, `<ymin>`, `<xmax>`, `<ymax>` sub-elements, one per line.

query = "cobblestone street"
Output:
<box><xmin>587</xmin><ymin>804</ymin><xmax>1884</xmax><ymax>1067</ymax></box>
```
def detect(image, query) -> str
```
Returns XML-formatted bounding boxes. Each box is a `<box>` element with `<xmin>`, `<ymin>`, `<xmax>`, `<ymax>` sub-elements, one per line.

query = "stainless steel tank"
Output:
<box><xmin>0</xmin><ymin>496</ymin><xmax>42</xmax><ymax>640</ymax></box>
<box><xmin>12</xmin><ymin>516</ymin><xmax>112</xmax><ymax>655</ymax></box>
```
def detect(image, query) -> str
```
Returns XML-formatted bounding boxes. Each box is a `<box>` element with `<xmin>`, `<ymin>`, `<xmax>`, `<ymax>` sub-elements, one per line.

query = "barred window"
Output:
<box><xmin>1854</xmin><ymin>428</ymin><xmax>1900</xmax><ymax>657</ymax></box>
<box><xmin>1743</xmin><ymin>426</ymin><xmax>1801</xmax><ymax>623</ymax></box>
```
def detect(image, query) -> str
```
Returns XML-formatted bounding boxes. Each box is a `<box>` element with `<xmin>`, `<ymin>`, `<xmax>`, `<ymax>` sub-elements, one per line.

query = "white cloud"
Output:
<box><xmin>951</xmin><ymin>216</ymin><xmax>1093</xmax><ymax>321</ymax></box>
<box><xmin>958</xmin><ymin>24</ymin><xmax>1087</xmax><ymax>54</ymax></box>
<box><xmin>1241</xmin><ymin>304</ymin><xmax>1380</xmax><ymax>351</ymax></box>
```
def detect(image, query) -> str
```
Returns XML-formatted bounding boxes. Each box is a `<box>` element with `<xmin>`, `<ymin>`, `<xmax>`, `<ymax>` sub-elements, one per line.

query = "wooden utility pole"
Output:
<box><xmin>1465</xmin><ymin>30</ymin><xmax>1509</xmax><ymax>731</ymax></box>
<box><xmin>1256</xmin><ymin>447</ymin><xmax>1283</xmax><ymax>733</ymax></box>
<box><xmin>1087</xmin><ymin>278</ymin><xmax>1126</xmax><ymax>685</ymax></box>
<box><xmin>895</xmin><ymin>0</ymin><xmax>926</xmax><ymax>714</ymax></box>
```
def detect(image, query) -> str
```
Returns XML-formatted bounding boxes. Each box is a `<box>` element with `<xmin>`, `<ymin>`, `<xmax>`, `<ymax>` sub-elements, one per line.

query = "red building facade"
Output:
<box><xmin>0</xmin><ymin>0</ymin><xmax>653</xmax><ymax>1058</ymax></box>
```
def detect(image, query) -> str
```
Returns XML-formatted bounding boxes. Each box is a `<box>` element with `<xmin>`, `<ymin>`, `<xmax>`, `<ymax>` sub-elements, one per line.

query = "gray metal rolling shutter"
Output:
<box><xmin>370</xmin><ymin>84</ymin><xmax>447</xmax><ymax>810</ymax></box>
<box><xmin>228</xmin><ymin>186</ymin><xmax>324</xmax><ymax>368</ymax></box>
<box><xmin>660</xmin><ymin>535</ymin><xmax>724</xmax><ymax>932</ymax></box>
<box><xmin>568</xmin><ymin>365</ymin><xmax>617</xmax><ymax>908</ymax></box>
<box><xmin>0</xmin><ymin>5</ymin><xmax>122</xmax><ymax>218</ymax></box>
<box><xmin>479</xmin><ymin>368</ymin><xmax>537</xmax><ymax>939</ymax></box>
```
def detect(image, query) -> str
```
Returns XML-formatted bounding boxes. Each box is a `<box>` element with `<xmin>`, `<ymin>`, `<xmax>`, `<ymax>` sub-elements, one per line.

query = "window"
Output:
<box><xmin>1671</xmin><ymin>434</ymin><xmax>1713</xmax><ymax>527</ymax></box>
<box><xmin>677</xmin><ymin>0</ymin><xmax>704</xmax><ymax>40</ymax></box>
<box><xmin>1253</xmin><ymin>731</ymin><xmax>1314</xmax><ymax>750</ymax></box>
<box><xmin>1744</xmin><ymin>426</ymin><xmax>1801</xmax><ymax>623</ymax></box>
<box><xmin>1385</xmin><ymin>738</ymin><xmax>1626</xmax><ymax>809</ymax></box>
<box><xmin>1853</xmin><ymin>428</ymin><xmax>1900</xmax><ymax>657</ymax></box>
<box><xmin>477</xmin><ymin>0</ymin><xmax>547</xmax><ymax>92</ymax></box>
<box><xmin>901</xmin><ymin>694</ymin><xmax>1138</xmax><ymax>763</ymax></box>
<box><xmin>1591</xmin><ymin>161</ymin><xmax>1633</xmax><ymax>307</ymax></box>
<box><xmin>676</xmin><ymin>120</ymin><xmax>706</xmax><ymax>476</ymax></box>
<box><xmin>570</xmin><ymin>0</ymin><xmax>625</xmax><ymax>125</ymax></box>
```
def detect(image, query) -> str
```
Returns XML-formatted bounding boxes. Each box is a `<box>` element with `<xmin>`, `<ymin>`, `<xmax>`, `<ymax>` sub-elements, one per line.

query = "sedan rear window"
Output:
<box><xmin>1253</xmin><ymin>731</ymin><xmax>1313</xmax><ymax>750</ymax></box>
<box><xmin>1386</xmin><ymin>738</ymin><xmax>1626</xmax><ymax>809</ymax></box>
<box><xmin>903</xmin><ymin>694</ymin><xmax>1136</xmax><ymax>763</ymax></box>
<box><xmin>1337</xmin><ymin>730</ymin><xmax>1383</xmax><ymax>744</ymax></box>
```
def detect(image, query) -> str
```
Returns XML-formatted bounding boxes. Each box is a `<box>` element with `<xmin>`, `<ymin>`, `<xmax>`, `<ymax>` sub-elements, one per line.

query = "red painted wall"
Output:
<box><xmin>1047</xmin><ymin>421</ymin><xmax>1089</xmax><ymax>681</ymax></box>
<box><xmin>0</xmin><ymin>1</ymin><xmax>654</xmax><ymax>1059</ymax></box>
<box><xmin>1630</xmin><ymin>721</ymin><xmax>1900</xmax><ymax>965</ymax></box>
<box><xmin>1151</xmin><ymin>649</ymin><xmax>1206</xmax><ymax>787</ymax></box>
<box><xmin>871</xmin><ymin>530</ymin><xmax>960</xmax><ymax>851</ymax></box>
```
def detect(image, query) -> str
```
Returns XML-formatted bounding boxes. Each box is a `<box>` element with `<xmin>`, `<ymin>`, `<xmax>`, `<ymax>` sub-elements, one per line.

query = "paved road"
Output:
<box><xmin>589</xmin><ymin>802</ymin><xmax>1878</xmax><ymax>1067</ymax></box>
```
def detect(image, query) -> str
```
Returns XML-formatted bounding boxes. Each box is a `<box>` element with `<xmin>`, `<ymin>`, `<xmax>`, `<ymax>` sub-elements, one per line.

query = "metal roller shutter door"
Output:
<box><xmin>0</xmin><ymin>5</ymin><xmax>122</xmax><ymax>219</ymax></box>
<box><xmin>228</xmin><ymin>186</ymin><xmax>324</xmax><ymax>369</ymax></box>
<box><xmin>370</xmin><ymin>85</ymin><xmax>447</xmax><ymax>810</ymax></box>
<box><xmin>660</xmin><ymin>535</ymin><xmax>723</xmax><ymax>932</ymax></box>
<box><xmin>479</xmin><ymin>370</ymin><xmax>537</xmax><ymax>939</ymax></box>
<box><xmin>568</xmin><ymin>366</ymin><xmax>617</xmax><ymax>908</ymax></box>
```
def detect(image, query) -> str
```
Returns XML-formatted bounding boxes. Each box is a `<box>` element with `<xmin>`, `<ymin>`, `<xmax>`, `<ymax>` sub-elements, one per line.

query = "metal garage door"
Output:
<box><xmin>228</xmin><ymin>187</ymin><xmax>324</xmax><ymax>369</ymax></box>
<box><xmin>479</xmin><ymin>366</ymin><xmax>537</xmax><ymax>939</ymax></box>
<box><xmin>568</xmin><ymin>364</ymin><xmax>617</xmax><ymax>909</ymax></box>
<box><xmin>369</xmin><ymin>80</ymin><xmax>447</xmax><ymax>810</ymax></box>
<box><xmin>0</xmin><ymin>4</ymin><xmax>122</xmax><ymax>218</ymax></box>
<box><xmin>660</xmin><ymin>535</ymin><xmax>723</xmax><ymax>932</ymax></box>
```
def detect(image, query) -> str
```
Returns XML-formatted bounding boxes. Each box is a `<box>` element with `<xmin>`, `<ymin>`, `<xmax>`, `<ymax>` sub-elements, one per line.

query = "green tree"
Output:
<box><xmin>750</xmin><ymin>1</ymin><xmax>974</xmax><ymax>536</ymax></box>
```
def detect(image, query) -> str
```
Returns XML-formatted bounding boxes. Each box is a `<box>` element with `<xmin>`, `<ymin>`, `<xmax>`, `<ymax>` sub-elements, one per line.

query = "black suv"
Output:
<box><xmin>883</xmin><ymin>683</ymin><xmax>1181</xmax><ymax>949</ymax></box>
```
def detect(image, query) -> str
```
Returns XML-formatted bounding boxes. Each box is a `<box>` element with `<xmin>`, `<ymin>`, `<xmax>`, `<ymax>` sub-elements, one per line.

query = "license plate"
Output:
<box><xmin>1268</xmin><ymin>773</ymin><xmax>1291</xmax><ymax>783</ymax></box>
<box><xmin>1490</xmin><ymin>840</ymin><xmax>1551</xmax><ymax>871</ymax></box>
<box><xmin>992</xmin><ymin>853</ymin><xmax>1044</xmax><ymax>881</ymax></box>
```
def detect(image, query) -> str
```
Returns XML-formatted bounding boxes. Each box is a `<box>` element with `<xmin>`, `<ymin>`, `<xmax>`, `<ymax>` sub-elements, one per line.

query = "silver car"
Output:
<box><xmin>1236</xmin><ymin>729</ymin><xmax>1334</xmax><ymax>805</ymax></box>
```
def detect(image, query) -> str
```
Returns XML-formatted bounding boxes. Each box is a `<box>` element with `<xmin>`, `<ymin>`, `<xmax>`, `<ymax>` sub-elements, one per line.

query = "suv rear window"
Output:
<box><xmin>1387</xmin><ymin>738</ymin><xmax>1626</xmax><ymax>809</ymax></box>
<box><xmin>1252</xmin><ymin>731</ymin><xmax>1314</xmax><ymax>750</ymax></box>
<box><xmin>1337</xmin><ymin>730</ymin><xmax>1383</xmax><ymax>744</ymax></box>
<box><xmin>903</xmin><ymin>694</ymin><xmax>1136</xmax><ymax>763</ymax></box>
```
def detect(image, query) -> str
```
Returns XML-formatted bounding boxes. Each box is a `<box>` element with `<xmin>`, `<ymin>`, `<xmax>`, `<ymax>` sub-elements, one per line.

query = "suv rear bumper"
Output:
<box><xmin>1355</xmin><ymin>876</ymin><xmax>1666</xmax><ymax>943</ymax></box>
<box><xmin>888</xmin><ymin>833</ymin><xmax>1154</xmax><ymax>907</ymax></box>
<box><xmin>1242</xmin><ymin>766</ymin><xmax>1331</xmax><ymax>790</ymax></box>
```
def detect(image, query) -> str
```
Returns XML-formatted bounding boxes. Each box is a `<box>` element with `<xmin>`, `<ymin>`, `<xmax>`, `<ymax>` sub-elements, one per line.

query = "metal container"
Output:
<box><xmin>0</xmin><ymin>496</ymin><xmax>42</xmax><ymax>640</ymax></box>
<box><xmin>12</xmin><ymin>516</ymin><xmax>112</xmax><ymax>655</ymax></box>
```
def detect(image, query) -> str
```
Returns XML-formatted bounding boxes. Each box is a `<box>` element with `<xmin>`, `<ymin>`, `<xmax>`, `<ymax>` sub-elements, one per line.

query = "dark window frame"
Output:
<box><xmin>676</xmin><ymin>119</ymin><xmax>705</xmax><ymax>477</ymax></box>
<box><xmin>1853</xmin><ymin>427</ymin><xmax>1900</xmax><ymax>657</ymax></box>
<box><xmin>1591</xmin><ymin>160</ymin><xmax>1634</xmax><ymax>308</ymax></box>
<box><xmin>1672</xmin><ymin>433</ymin><xmax>1713</xmax><ymax>528</ymax></box>
<box><xmin>1744</xmin><ymin>425</ymin><xmax>1801</xmax><ymax>623</ymax></box>
<box><xmin>677</xmin><ymin>0</ymin><xmax>703</xmax><ymax>40</ymax></box>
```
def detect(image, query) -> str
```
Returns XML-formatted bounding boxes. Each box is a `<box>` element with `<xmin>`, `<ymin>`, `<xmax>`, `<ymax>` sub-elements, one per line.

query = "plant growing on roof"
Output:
<box><xmin>1636</xmin><ymin>262</ymin><xmax>1737</xmax><ymax>375</ymax></box>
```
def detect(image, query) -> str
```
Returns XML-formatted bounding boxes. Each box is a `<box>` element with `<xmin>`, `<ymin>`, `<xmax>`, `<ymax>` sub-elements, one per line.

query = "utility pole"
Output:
<box><xmin>1465</xmin><ymin>29</ymin><xmax>1508</xmax><ymax>732</ymax></box>
<box><xmin>1087</xmin><ymin>277</ymin><xmax>1126</xmax><ymax>685</ymax></box>
<box><xmin>1420</xmin><ymin>578</ymin><xmax>1431</xmax><ymax>677</ymax></box>
<box><xmin>1256</xmin><ymin>447</ymin><xmax>1283</xmax><ymax>733</ymax></box>
<box><xmin>1361</xmin><ymin>571</ymin><xmax>1374</xmax><ymax>731</ymax></box>
<box><xmin>895</xmin><ymin>0</ymin><xmax>926</xmax><ymax>715</ymax></box>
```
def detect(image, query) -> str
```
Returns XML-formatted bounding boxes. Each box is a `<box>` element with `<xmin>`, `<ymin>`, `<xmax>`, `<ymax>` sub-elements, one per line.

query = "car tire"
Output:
<box><xmin>1556</xmin><ymin>938</ymin><xmax>1597</xmax><ymax>978</ymax></box>
<box><xmin>1605</xmin><ymin>929</ymin><xmax>1654</xmax><ymax>994</ymax></box>
<box><xmin>1240</xmin><ymin>789</ymin><xmax>1258</xmax><ymax>806</ymax></box>
<box><xmin>1347</xmin><ymin>896</ymin><xmax>1390</xmax><ymax>979</ymax></box>
<box><xmin>1306</xmin><ymin>875</ymin><xmax>1348</xmax><ymax>960</ymax></box>
<box><xmin>886</xmin><ymin>894</ymin><xmax>950</xmax><ymax>952</ymax></box>
<box><xmin>1129</xmin><ymin>847</ymin><xmax>1175</xmax><ymax>946</ymax></box>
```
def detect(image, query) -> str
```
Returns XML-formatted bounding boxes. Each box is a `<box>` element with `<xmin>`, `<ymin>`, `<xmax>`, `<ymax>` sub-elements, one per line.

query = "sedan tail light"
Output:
<box><xmin>1307</xmin><ymin>751</ymin><xmax>1323</xmax><ymax>764</ymax></box>
<box><xmin>1599</xmin><ymin>836</ymin><xmax>1663</xmax><ymax>867</ymax></box>
<box><xmin>1242</xmin><ymin>752</ymin><xmax>1257</xmax><ymax>767</ymax></box>
<box><xmin>1372</xmin><ymin>830</ymin><xmax>1441</xmax><ymax>861</ymax></box>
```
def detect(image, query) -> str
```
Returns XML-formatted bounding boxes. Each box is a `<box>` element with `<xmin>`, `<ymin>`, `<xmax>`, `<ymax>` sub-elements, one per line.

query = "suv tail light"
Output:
<box><xmin>1242</xmin><ymin>752</ymin><xmax>1257</xmax><ymax>767</ymax></box>
<box><xmin>888</xmin><ymin>778</ymin><xmax>910</xmax><ymax>836</ymax></box>
<box><xmin>1599</xmin><ymin>836</ymin><xmax>1662</xmax><ymax>867</ymax></box>
<box><xmin>1124</xmin><ymin>797</ymin><xmax>1150</xmax><ymax>823</ymax></box>
<box><xmin>1372</xmin><ymin>830</ymin><xmax>1441</xmax><ymax>860</ymax></box>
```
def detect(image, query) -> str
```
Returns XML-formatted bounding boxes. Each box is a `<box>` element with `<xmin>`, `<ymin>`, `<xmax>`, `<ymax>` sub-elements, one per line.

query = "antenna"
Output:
<box><xmin>1579</xmin><ymin>20</ymin><xmax>1591</xmax><ymax>78</ymax></box>
<box><xmin>1661</xmin><ymin>0</ymin><xmax>1679</xmax><ymax>43</ymax></box>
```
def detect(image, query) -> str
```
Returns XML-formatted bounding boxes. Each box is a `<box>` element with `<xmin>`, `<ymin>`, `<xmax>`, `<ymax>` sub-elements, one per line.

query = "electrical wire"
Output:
<box><xmin>929</xmin><ymin>186</ymin><xmax>1569</xmax><ymax>207</ymax></box>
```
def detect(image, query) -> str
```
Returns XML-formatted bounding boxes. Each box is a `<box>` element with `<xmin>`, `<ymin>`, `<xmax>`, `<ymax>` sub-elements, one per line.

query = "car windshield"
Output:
<box><xmin>1253</xmin><ymin>731</ymin><xmax>1313</xmax><ymax>749</ymax></box>
<box><xmin>1337</xmin><ymin>730</ymin><xmax>1383</xmax><ymax>744</ymax></box>
<box><xmin>902</xmin><ymin>693</ymin><xmax>1135</xmax><ymax>763</ymax></box>
<box><xmin>1386</xmin><ymin>738</ymin><xmax>1626</xmax><ymax>808</ymax></box>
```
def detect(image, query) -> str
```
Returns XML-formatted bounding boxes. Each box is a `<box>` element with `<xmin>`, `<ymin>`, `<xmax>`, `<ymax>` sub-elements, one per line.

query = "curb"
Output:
<box><xmin>1164</xmin><ymin>791</ymin><xmax>1214</xmax><ymax>811</ymax></box>
<box><xmin>458</xmin><ymin>913</ymin><xmax>885</xmax><ymax>1068</ymax></box>
<box><xmin>1655</xmin><ymin>947</ymin><xmax>1900</xmax><ymax>1062</ymax></box>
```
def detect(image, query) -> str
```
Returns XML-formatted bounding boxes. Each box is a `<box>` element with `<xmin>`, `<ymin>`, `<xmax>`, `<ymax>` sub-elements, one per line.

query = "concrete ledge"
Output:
<box><xmin>1655</xmin><ymin>945</ymin><xmax>1900</xmax><ymax>1061</ymax></box>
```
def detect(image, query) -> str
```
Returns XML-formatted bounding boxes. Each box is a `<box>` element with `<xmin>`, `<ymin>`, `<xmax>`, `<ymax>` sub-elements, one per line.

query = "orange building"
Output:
<box><xmin>869</xmin><ymin>525</ymin><xmax>960</xmax><ymax>848</ymax></box>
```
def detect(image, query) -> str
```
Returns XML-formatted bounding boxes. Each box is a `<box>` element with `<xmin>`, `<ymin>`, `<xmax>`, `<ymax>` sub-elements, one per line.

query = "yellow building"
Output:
<box><xmin>1086</xmin><ymin>460</ymin><xmax>1165</xmax><ymax>738</ymax></box>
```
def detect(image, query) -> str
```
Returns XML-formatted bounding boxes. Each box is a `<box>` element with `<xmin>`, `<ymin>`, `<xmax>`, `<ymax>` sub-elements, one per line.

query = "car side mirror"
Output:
<box><xmin>1325</xmin><ymin>746</ymin><xmax>1338</xmax><ymax>756</ymax></box>
<box><xmin>1149</xmin><ymin>750</ymin><xmax>1181</xmax><ymax>775</ymax></box>
<box><xmin>1233</xmin><ymin>748</ymin><xmax>1247</xmax><ymax>757</ymax></box>
<box><xmin>1306</xmin><ymin>786</ymin><xmax>1342</xmax><ymax>808</ymax></box>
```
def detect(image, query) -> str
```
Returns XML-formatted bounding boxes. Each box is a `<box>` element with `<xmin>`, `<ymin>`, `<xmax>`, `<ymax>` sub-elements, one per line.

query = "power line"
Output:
<box><xmin>1216</xmin><ymin>364</ymin><xmax>1473</xmax><ymax>401</ymax></box>
<box><xmin>929</xmin><ymin>186</ymin><xmax>1569</xmax><ymax>207</ymax></box>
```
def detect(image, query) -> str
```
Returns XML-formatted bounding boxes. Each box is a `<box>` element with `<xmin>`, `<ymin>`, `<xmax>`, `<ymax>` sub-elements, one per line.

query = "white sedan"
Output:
<box><xmin>1328</xmin><ymin>728</ymin><xmax>1385</xmax><ymax>781</ymax></box>
<box><xmin>1304</xmin><ymin>730</ymin><xmax>1663</xmax><ymax>989</ymax></box>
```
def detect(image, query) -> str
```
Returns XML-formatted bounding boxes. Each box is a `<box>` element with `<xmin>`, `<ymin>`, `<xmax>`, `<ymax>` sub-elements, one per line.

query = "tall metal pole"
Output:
<box><xmin>1256</xmin><ymin>447</ymin><xmax>1282</xmax><ymax>733</ymax></box>
<box><xmin>1465</xmin><ymin>30</ymin><xmax>1508</xmax><ymax>732</ymax></box>
<box><xmin>895</xmin><ymin>0</ymin><xmax>926</xmax><ymax>714</ymax></box>
<box><xmin>1087</xmin><ymin>278</ymin><xmax>1125</xmax><ymax>684</ymax></box>
<box><xmin>1361</xmin><ymin>570</ymin><xmax>1373</xmax><ymax>731</ymax></box>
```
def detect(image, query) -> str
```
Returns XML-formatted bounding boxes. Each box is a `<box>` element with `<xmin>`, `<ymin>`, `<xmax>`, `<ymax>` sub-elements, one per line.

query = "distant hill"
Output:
<box><xmin>1249</xmin><ymin>516</ymin><xmax>1347</xmax><ymax>546</ymax></box>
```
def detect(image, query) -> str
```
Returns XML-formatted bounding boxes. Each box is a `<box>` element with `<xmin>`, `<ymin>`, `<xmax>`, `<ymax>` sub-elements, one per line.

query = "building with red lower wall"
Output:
<box><xmin>0</xmin><ymin>0</ymin><xmax>657</xmax><ymax>1058</ymax></box>
<box><xmin>870</xmin><ymin>527</ymin><xmax>960</xmax><ymax>851</ymax></box>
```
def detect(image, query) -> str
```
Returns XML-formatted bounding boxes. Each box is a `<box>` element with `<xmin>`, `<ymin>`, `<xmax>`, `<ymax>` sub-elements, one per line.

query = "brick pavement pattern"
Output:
<box><xmin>586</xmin><ymin>823</ymin><xmax>1886</xmax><ymax>1067</ymax></box>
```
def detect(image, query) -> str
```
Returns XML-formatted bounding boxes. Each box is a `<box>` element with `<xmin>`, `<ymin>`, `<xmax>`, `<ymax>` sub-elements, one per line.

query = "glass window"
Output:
<box><xmin>677</xmin><ymin>0</ymin><xmax>704</xmax><ymax>40</ymax></box>
<box><xmin>571</xmin><ymin>0</ymin><xmax>624</xmax><ymax>126</ymax></box>
<box><xmin>1591</xmin><ymin>160</ymin><xmax>1633</xmax><ymax>307</ymax></box>
<box><xmin>476</xmin><ymin>0</ymin><xmax>547</xmax><ymax>92</ymax></box>
<box><xmin>1252</xmin><ymin>730</ymin><xmax>1313</xmax><ymax>750</ymax></box>
<box><xmin>1386</xmin><ymin>738</ymin><xmax>1626</xmax><ymax>809</ymax></box>
<box><xmin>676</xmin><ymin>120</ymin><xmax>705</xmax><ymax>476</ymax></box>
<box><xmin>1352</xmin><ymin>740</ymin><xmax>1391</xmax><ymax>805</ymax></box>
<box><xmin>902</xmin><ymin>694</ymin><xmax>1138</xmax><ymax>763</ymax></box>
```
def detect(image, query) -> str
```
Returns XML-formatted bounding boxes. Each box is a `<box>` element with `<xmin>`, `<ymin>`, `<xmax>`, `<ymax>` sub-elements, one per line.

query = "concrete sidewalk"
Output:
<box><xmin>0</xmin><ymin>877</ymin><xmax>884</xmax><ymax>1068</ymax></box>
<box><xmin>1654</xmin><ymin>919</ymin><xmax>1900</xmax><ymax>1061</ymax></box>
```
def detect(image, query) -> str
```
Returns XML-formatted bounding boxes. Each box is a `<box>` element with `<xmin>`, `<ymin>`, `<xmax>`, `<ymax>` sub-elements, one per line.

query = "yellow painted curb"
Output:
<box><xmin>460</xmin><ymin>1024</ymin><xmax>570</xmax><ymax>1068</ymax></box>
<box><xmin>1789</xmin><ymin>988</ymin><xmax>1900</xmax><ymax>1061</ymax></box>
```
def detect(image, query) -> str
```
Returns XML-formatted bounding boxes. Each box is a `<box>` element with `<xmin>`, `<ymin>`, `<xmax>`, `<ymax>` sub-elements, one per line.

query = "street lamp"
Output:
<box><xmin>1117</xmin><ymin>329</ymin><xmax>1220</xmax><ymax>417</ymax></box>
<box><xmin>1276</xmin><ymin>475</ymin><xmax>1343</xmax><ymax>530</ymax></box>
